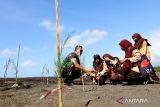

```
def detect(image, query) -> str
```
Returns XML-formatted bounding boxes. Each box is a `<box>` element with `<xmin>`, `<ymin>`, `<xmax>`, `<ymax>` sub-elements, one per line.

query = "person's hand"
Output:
<box><xmin>85</xmin><ymin>70</ymin><xmax>91</xmax><ymax>75</ymax></box>
<box><xmin>100</xmin><ymin>70</ymin><xmax>106</xmax><ymax>76</ymax></box>
<box><xmin>90</xmin><ymin>73</ymin><xmax>96</xmax><ymax>77</ymax></box>
<box><xmin>96</xmin><ymin>72</ymin><xmax>100</xmax><ymax>80</ymax></box>
<box><xmin>96</xmin><ymin>76</ymin><xmax>100</xmax><ymax>80</ymax></box>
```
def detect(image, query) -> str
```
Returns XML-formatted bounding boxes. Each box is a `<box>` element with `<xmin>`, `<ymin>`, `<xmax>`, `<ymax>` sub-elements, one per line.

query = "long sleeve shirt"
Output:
<box><xmin>129</xmin><ymin>49</ymin><xmax>142</xmax><ymax>63</ymax></box>
<box><xmin>128</xmin><ymin>49</ymin><xmax>141</xmax><ymax>73</ymax></box>
<box><xmin>139</xmin><ymin>41</ymin><xmax>151</xmax><ymax>60</ymax></box>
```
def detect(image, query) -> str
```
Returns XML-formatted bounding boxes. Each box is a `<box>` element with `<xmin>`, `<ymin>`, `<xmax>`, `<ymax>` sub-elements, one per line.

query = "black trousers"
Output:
<box><xmin>62</xmin><ymin>70</ymin><xmax>81</xmax><ymax>80</ymax></box>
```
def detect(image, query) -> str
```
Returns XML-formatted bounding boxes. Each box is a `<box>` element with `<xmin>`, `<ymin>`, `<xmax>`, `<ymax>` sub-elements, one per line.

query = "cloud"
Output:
<box><xmin>65</xmin><ymin>29</ymin><xmax>108</xmax><ymax>47</ymax></box>
<box><xmin>147</xmin><ymin>29</ymin><xmax>160</xmax><ymax>66</ymax></box>
<box><xmin>39</xmin><ymin>19</ymin><xmax>64</xmax><ymax>33</ymax></box>
<box><xmin>82</xmin><ymin>29</ymin><xmax>108</xmax><ymax>46</ymax></box>
<box><xmin>22</xmin><ymin>60</ymin><xmax>38</xmax><ymax>67</ymax></box>
<box><xmin>0</xmin><ymin>47</ymin><xmax>33</xmax><ymax>58</ymax></box>
<box><xmin>21</xmin><ymin>47</ymin><xmax>33</xmax><ymax>52</ymax></box>
<box><xmin>0</xmin><ymin>48</ymin><xmax>16</xmax><ymax>58</ymax></box>
<box><xmin>39</xmin><ymin>19</ymin><xmax>53</xmax><ymax>31</ymax></box>
<box><xmin>65</xmin><ymin>35</ymin><xmax>81</xmax><ymax>48</ymax></box>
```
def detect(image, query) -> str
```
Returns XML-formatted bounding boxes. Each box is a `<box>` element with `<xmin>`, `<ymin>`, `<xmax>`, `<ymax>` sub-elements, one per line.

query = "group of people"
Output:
<box><xmin>61</xmin><ymin>33</ymin><xmax>159</xmax><ymax>86</ymax></box>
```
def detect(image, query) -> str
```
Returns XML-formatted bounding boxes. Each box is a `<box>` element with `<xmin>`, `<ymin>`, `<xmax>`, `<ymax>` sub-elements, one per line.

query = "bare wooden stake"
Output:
<box><xmin>55</xmin><ymin>0</ymin><xmax>63</xmax><ymax>107</ymax></box>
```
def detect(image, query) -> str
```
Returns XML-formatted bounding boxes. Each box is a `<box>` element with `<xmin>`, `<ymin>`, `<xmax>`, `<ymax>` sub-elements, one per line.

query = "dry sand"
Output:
<box><xmin>0</xmin><ymin>75</ymin><xmax>160</xmax><ymax>107</ymax></box>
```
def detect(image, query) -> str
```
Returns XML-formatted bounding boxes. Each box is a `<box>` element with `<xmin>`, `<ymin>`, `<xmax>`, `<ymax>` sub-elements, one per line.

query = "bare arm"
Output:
<box><xmin>71</xmin><ymin>59</ymin><xmax>90</xmax><ymax>74</ymax></box>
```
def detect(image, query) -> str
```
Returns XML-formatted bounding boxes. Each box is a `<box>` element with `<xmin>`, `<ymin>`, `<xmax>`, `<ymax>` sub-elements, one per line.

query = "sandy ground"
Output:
<box><xmin>0</xmin><ymin>74</ymin><xmax>160</xmax><ymax>107</ymax></box>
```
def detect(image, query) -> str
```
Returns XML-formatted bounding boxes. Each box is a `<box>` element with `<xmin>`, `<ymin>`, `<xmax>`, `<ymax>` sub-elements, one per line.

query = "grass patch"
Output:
<box><xmin>154</xmin><ymin>66</ymin><xmax>160</xmax><ymax>72</ymax></box>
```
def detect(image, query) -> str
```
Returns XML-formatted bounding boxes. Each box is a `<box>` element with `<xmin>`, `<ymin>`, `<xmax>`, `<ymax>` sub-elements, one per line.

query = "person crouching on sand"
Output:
<box><xmin>90</xmin><ymin>54</ymin><xmax>108</xmax><ymax>85</ymax></box>
<box><xmin>103</xmin><ymin>53</ymin><xmax>124</xmax><ymax>85</ymax></box>
<box><xmin>61</xmin><ymin>45</ymin><xmax>91</xmax><ymax>86</ymax></box>
<box><xmin>132</xmin><ymin>33</ymin><xmax>159</xmax><ymax>81</ymax></box>
<box><xmin>118</xmin><ymin>39</ymin><xmax>143</xmax><ymax>83</ymax></box>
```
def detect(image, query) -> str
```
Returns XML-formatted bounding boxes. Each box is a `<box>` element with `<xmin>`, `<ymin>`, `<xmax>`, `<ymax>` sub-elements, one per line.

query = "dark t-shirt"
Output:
<box><xmin>61</xmin><ymin>52</ymin><xmax>81</xmax><ymax>78</ymax></box>
<box><xmin>65</xmin><ymin>52</ymin><xmax>80</xmax><ymax>65</ymax></box>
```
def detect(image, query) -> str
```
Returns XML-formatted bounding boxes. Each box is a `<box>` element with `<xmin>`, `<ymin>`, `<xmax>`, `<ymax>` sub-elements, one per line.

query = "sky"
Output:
<box><xmin>0</xmin><ymin>0</ymin><xmax>160</xmax><ymax>77</ymax></box>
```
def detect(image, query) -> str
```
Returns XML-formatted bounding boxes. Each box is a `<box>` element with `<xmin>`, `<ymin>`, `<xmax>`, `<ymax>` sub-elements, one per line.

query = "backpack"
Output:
<box><xmin>139</xmin><ymin>55</ymin><xmax>153</xmax><ymax>77</ymax></box>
